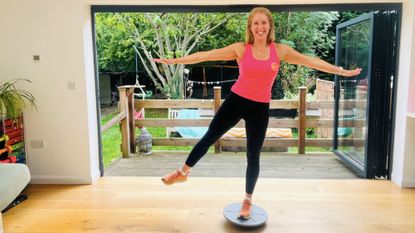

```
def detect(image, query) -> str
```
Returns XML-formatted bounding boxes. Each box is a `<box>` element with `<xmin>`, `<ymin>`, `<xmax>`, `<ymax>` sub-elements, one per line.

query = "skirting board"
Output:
<box><xmin>402</xmin><ymin>179</ymin><xmax>415</xmax><ymax>188</ymax></box>
<box><xmin>30</xmin><ymin>171</ymin><xmax>100</xmax><ymax>184</ymax></box>
<box><xmin>392</xmin><ymin>172</ymin><xmax>415</xmax><ymax>188</ymax></box>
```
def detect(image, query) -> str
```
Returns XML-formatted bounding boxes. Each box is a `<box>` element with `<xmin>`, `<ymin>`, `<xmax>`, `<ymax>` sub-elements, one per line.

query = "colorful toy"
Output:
<box><xmin>0</xmin><ymin>135</ymin><xmax>16</xmax><ymax>163</ymax></box>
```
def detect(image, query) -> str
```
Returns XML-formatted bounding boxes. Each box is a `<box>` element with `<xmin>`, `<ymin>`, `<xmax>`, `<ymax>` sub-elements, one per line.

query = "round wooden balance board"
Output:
<box><xmin>223</xmin><ymin>203</ymin><xmax>268</xmax><ymax>228</ymax></box>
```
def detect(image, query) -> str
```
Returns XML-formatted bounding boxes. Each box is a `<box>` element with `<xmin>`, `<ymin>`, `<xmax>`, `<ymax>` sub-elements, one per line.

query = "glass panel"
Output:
<box><xmin>337</xmin><ymin>19</ymin><xmax>371</xmax><ymax>166</ymax></box>
<box><xmin>339</xmin><ymin>19</ymin><xmax>370</xmax><ymax>79</ymax></box>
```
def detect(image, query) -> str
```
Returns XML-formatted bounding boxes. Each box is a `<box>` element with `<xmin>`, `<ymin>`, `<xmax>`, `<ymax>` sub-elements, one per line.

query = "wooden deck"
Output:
<box><xmin>3</xmin><ymin>177</ymin><xmax>415</xmax><ymax>233</ymax></box>
<box><xmin>105</xmin><ymin>151</ymin><xmax>358</xmax><ymax>179</ymax></box>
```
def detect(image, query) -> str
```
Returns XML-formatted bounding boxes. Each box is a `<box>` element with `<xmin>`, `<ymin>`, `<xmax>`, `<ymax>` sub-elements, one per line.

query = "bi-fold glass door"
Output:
<box><xmin>333</xmin><ymin>11</ymin><xmax>398</xmax><ymax>178</ymax></box>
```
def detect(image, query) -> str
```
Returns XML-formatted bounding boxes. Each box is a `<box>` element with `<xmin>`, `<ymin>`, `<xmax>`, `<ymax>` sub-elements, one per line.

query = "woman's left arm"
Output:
<box><xmin>278</xmin><ymin>44</ymin><xmax>362</xmax><ymax>77</ymax></box>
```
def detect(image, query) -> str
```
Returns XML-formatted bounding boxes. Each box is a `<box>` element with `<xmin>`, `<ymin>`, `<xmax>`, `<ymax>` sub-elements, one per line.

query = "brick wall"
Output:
<box><xmin>316</xmin><ymin>79</ymin><xmax>334</xmax><ymax>138</ymax></box>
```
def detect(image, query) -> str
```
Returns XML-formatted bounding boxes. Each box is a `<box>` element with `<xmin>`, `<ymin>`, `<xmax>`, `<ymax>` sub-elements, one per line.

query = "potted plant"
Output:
<box><xmin>0</xmin><ymin>79</ymin><xmax>36</xmax><ymax>163</ymax></box>
<box><xmin>0</xmin><ymin>79</ymin><xmax>36</xmax><ymax>120</ymax></box>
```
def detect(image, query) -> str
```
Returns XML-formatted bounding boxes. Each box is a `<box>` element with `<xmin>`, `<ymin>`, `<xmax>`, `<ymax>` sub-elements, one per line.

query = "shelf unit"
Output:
<box><xmin>0</xmin><ymin>117</ymin><xmax>25</xmax><ymax>163</ymax></box>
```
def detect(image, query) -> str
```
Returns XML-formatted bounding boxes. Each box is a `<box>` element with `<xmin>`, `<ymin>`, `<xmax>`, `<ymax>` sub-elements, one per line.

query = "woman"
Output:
<box><xmin>153</xmin><ymin>7</ymin><xmax>361</xmax><ymax>219</ymax></box>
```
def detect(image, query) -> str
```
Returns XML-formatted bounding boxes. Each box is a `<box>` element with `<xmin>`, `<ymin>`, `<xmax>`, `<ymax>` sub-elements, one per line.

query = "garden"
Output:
<box><xmin>96</xmin><ymin>10</ymin><xmax>363</xmax><ymax>167</ymax></box>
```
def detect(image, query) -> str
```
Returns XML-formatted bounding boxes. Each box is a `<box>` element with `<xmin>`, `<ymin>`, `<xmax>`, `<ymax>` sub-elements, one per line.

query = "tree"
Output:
<box><xmin>96</xmin><ymin>11</ymin><xmax>341</xmax><ymax>99</ymax></box>
<box><xmin>318</xmin><ymin>11</ymin><xmax>365</xmax><ymax>81</ymax></box>
<box><xmin>198</xmin><ymin>13</ymin><xmax>246</xmax><ymax>50</ymax></box>
<box><xmin>117</xmin><ymin>12</ymin><xmax>233</xmax><ymax>99</ymax></box>
<box><xmin>272</xmin><ymin>12</ymin><xmax>339</xmax><ymax>98</ymax></box>
<box><xmin>95</xmin><ymin>13</ymin><xmax>136</xmax><ymax>72</ymax></box>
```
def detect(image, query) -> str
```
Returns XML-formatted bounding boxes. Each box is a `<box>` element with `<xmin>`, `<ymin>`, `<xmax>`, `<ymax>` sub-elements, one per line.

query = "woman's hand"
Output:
<box><xmin>152</xmin><ymin>58</ymin><xmax>175</xmax><ymax>64</ymax></box>
<box><xmin>279</xmin><ymin>44</ymin><xmax>363</xmax><ymax>78</ymax></box>
<box><xmin>340</xmin><ymin>68</ymin><xmax>363</xmax><ymax>77</ymax></box>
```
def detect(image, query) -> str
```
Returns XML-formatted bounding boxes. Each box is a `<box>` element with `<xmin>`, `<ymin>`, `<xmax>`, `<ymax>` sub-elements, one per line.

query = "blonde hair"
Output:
<box><xmin>245</xmin><ymin>7</ymin><xmax>275</xmax><ymax>44</ymax></box>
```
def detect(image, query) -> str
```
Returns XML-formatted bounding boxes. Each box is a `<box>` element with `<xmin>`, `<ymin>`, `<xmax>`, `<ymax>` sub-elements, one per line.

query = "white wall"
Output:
<box><xmin>0</xmin><ymin>0</ymin><xmax>413</xmax><ymax>185</ymax></box>
<box><xmin>391</xmin><ymin>0</ymin><xmax>415</xmax><ymax>187</ymax></box>
<box><xmin>0</xmin><ymin>0</ymin><xmax>99</xmax><ymax>184</ymax></box>
<box><xmin>407</xmin><ymin>5</ymin><xmax>415</xmax><ymax>113</ymax></box>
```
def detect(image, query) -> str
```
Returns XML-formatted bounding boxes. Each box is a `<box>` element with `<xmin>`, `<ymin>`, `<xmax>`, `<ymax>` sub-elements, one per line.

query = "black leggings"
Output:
<box><xmin>185</xmin><ymin>92</ymin><xmax>269</xmax><ymax>194</ymax></box>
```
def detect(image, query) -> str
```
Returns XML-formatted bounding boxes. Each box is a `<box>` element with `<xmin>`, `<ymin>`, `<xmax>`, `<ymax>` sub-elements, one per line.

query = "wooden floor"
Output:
<box><xmin>3</xmin><ymin>177</ymin><xmax>415</xmax><ymax>233</ymax></box>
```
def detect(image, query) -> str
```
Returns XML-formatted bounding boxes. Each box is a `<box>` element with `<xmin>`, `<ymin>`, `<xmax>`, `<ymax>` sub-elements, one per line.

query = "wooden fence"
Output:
<box><xmin>101</xmin><ymin>85</ymin><xmax>366</xmax><ymax>158</ymax></box>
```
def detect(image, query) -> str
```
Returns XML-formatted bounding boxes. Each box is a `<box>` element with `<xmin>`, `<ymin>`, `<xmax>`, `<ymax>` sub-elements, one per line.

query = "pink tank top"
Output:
<box><xmin>231</xmin><ymin>43</ymin><xmax>280</xmax><ymax>103</ymax></box>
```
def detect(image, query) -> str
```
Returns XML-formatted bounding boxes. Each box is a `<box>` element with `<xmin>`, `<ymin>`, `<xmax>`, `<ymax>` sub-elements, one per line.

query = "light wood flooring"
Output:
<box><xmin>3</xmin><ymin>177</ymin><xmax>415</xmax><ymax>233</ymax></box>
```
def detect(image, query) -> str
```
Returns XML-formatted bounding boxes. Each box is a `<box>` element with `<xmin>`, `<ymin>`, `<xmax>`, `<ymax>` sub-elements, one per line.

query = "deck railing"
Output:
<box><xmin>103</xmin><ymin>85</ymin><xmax>366</xmax><ymax>158</ymax></box>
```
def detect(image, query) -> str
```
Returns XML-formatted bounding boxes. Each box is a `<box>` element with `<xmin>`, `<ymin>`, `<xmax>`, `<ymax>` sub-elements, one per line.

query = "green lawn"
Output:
<box><xmin>289</xmin><ymin>129</ymin><xmax>332</xmax><ymax>153</ymax></box>
<box><xmin>101</xmin><ymin>111</ymin><xmax>122</xmax><ymax>167</ymax></box>
<box><xmin>100</xmin><ymin>108</ymin><xmax>194</xmax><ymax>168</ymax></box>
<box><xmin>143</xmin><ymin>109</ymin><xmax>194</xmax><ymax>151</ymax></box>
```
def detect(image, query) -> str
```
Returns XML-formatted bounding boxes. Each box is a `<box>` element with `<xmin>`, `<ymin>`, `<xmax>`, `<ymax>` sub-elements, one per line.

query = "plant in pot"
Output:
<box><xmin>0</xmin><ymin>79</ymin><xmax>36</xmax><ymax>119</ymax></box>
<box><xmin>0</xmin><ymin>79</ymin><xmax>36</xmax><ymax>163</ymax></box>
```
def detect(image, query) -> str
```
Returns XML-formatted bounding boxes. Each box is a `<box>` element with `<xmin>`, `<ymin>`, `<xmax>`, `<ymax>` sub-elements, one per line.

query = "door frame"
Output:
<box><xmin>333</xmin><ymin>11</ymin><xmax>400</xmax><ymax>178</ymax></box>
<box><xmin>333</xmin><ymin>12</ymin><xmax>375</xmax><ymax>177</ymax></box>
<box><xmin>91</xmin><ymin>4</ymin><xmax>402</xmax><ymax>177</ymax></box>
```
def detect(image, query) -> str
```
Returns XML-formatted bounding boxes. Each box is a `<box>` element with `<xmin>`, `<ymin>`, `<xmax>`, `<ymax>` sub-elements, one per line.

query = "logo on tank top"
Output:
<box><xmin>271</xmin><ymin>63</ymin><xmax>278</xmax><ymax>71</ymax></box>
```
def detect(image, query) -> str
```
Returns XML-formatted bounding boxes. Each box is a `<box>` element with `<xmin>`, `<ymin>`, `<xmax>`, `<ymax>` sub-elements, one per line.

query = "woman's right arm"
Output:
<box><xmin>153</xmin><ymin>42</ymin><xmax>243</xmax><ymax>65</ymax></box>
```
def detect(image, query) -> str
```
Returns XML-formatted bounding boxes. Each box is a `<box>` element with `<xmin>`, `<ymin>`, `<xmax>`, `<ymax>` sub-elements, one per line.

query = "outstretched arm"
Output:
<box><xmin>153</xmin><ymin>42</ymin><xmax>242</xmax><ymax>65</ymax></box>
<box><xmin>278</xmin><ymin>44</ymin><xmax>362</xmax><ymax>77</ymax></box>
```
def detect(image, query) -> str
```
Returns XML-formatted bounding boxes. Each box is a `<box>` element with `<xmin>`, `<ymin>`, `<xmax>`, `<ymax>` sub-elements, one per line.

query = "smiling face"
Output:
<box><xmin>245</xmin><ymin>7</ymin><xmax>275</xmax><ymax>44</ymax></box>
<box><xmin>250</xmin><ymin>13</ymin><xmax>270</xmax><ymax>42</ymax></box>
